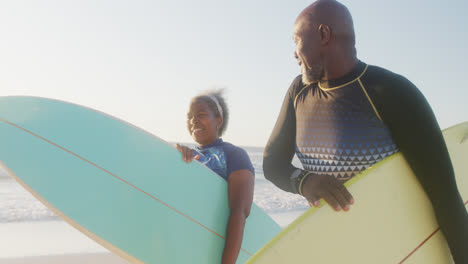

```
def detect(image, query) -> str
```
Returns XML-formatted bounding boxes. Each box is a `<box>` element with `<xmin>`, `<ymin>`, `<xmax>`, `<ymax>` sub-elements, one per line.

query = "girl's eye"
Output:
<box><xmin>187</xmin><ymin>112</ymin><xmax>208</xmax><ymax>121</ymax></box>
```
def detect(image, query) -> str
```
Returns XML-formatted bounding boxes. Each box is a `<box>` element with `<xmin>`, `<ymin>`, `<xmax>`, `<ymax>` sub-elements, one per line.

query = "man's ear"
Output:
<box><xmin>318</xmin><ymin>24</ymin><xmax>331</xmax><ymax>44</ymax></box>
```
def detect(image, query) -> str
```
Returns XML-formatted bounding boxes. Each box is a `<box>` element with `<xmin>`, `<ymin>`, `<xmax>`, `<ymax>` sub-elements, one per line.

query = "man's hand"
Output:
<box><xmin>302</xmin><ymin>174</ymin><xmax>354</xmax><ymax>211</ymax></box>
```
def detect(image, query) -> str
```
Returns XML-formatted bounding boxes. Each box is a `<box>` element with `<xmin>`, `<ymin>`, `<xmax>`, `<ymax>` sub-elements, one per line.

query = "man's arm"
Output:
<box><xmin>369</xmin><ymin>71</ymin><xmax>468</xmax><ymax>263</ymax></box>
<box><xmin>264</xmin><ymin>77</ymin><xmax>355</xmax><ymax>211</ymax></box>
<box><xmin>263</xmin><ymin>77</ymin><xmax>301</xmax><ymax>193</ymax></box>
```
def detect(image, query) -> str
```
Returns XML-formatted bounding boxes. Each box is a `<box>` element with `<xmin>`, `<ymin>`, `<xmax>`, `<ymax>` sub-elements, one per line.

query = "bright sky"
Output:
<box><xmin>0</xmin><ymin>0</ymin><xmax>466</xmax><ymax>147</ymax></box>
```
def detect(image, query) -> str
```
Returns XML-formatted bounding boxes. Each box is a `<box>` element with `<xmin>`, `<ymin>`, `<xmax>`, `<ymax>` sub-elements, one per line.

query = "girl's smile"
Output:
<box><xmin>187</xmin><ymin>101</ymin><xmax>222</xmax><ymax>146</ymax></box>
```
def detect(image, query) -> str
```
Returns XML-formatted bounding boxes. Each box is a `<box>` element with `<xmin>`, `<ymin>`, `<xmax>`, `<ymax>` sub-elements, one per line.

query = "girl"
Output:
<box><xmin>176</xmin><ymin>90</ymin><xmax>255</xmax><ymax>264</ymax></box>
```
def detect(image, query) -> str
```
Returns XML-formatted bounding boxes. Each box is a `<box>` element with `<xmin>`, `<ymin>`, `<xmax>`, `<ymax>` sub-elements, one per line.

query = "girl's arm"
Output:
<box><xmin>222</xmin><ymin>169</ymin><xmax>254</xmax><ymax>264</ymax></box>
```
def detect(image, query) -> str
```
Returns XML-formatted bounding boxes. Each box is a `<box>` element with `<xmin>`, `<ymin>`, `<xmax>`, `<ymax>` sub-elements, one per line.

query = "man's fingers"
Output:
<box><xmin>329</xmin><ymin>184</ymin><xmax>351</xmax><ymax>211</ymax></box>
<box><xmin>307</xmin><ymin>199</ymin><xmax>321</xmax><ymax>208</ymax></box>
<box><xmin>306</xmin><ymin>193</ymin><xmax>320</xmax><ymax>207</ymax></box>
<box><xmin>301</xmin><ymin>174</ymin><xmax>354</xmax><ymax>211</ymax></box>
<box><xmin>337</xmin><ymin>183</ymin><xmax>354</xmax><ymax>205</ymax></box>
<box><xmin>321</xmin><ymin>191</ymin><xmax>342</xmax><ymax>211</ymax></box>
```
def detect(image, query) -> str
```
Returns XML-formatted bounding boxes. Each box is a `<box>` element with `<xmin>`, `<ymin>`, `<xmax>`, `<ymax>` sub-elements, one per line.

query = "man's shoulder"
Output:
<box><xmin>365</xmin><ymin>64</ymin><xmax>408</xmax><ymax>83</ymax></box>
<box><xmin>363</xmin><ymin>64</ymin><xmax>415</xmax><ymax>95</ymax></box>
<box><xmin>286</xmin><ymin>75</ymin><xmax>308</xmax><ymax>99</ymax></box>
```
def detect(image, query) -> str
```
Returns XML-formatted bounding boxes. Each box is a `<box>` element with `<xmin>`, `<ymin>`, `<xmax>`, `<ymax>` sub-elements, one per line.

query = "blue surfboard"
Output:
<box><xmin>0</xmin><ymin>96</ymin><xmax>281</xmax><ymax>263</ymax></box>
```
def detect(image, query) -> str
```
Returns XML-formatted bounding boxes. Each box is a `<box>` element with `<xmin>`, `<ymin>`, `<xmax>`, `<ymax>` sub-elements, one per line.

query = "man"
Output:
<box><xmin>263</xmin><ymin>0</ymin><xmax>468</xmax><ymax>262</ymax></box>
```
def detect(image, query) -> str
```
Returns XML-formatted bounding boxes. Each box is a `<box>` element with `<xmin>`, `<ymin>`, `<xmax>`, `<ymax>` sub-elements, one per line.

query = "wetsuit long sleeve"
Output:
<box><xmin>264</xmin><ymin>61</ymin><xmax>467</xmax><ymax>262</ymax></box>
<box><xmin>263</xmin><ymin>76</ymin><xmax>302</xmax><ymax>193</ymax></box>
<box><xmin>364</xmin><ymin>69</ymin><xmax>468</xmax><ymax>263</ymax></box>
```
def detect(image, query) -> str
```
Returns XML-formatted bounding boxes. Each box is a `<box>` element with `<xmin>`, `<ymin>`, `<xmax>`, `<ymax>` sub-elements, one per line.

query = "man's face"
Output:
<box><xmin>293</xmin><ymin>19</ymin><xmax>324</xmax><ymax>85</ymax></box>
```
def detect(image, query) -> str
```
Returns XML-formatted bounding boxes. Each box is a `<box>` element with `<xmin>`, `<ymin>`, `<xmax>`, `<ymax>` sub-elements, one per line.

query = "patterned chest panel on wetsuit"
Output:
<box><xmin>295</xmin><ymin>81</ymin><xmax>398</xmax><ymax>181</ymax></box>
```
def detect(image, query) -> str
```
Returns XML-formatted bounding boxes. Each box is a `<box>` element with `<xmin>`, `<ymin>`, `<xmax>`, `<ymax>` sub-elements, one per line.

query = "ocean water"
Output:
<box><xmin>0</xmin><ymin>146</ymin><xmax>308</xmax><ymax>224</ymax></box>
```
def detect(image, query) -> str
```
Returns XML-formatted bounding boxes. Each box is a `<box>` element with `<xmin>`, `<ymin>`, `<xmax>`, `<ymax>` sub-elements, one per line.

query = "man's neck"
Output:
<box><xmin>322</xmin><ymin>49</ymin><xmax>358</xmax><ymax>80</ymax></box>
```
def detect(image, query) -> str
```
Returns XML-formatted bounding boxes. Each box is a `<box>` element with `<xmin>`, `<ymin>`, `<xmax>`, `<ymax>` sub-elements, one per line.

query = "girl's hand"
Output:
<box><xmin>175</xmin><ymin>144</ymin><xmax>199</xmax><ymax>163</ymax></box>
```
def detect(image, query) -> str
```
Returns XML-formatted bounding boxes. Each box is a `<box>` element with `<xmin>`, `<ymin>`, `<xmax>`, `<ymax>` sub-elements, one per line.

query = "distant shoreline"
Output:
<box><xmin>169</xmin><ymin>141</ymin><xmax>265</xmax><ymax>152</ymax></box>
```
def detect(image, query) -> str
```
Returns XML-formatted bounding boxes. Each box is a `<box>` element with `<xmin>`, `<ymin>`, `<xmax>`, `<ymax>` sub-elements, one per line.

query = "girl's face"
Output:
<box><xmin>187</xmin><ymin>100</ymin><xmax>222</xmax><ymax>146</ymax></box>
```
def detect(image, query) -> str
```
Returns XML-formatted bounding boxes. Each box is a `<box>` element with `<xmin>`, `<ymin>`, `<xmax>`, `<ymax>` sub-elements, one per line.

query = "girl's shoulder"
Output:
<box><xmin>219</xmin><ymin>141</ymin><xmax>255</xmax><ymax>175</ymax></box>
<box><xmin>218</xmin><ymin>140</ymin><xmax>247</xmax><ymax>155</ymax></box>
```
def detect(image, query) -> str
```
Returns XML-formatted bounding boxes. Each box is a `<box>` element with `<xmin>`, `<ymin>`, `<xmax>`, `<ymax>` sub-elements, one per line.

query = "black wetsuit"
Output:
<box><xmin>263</xmin><ymin>61</ymin><xmax>468</xmax><ymax>262</ymax></box>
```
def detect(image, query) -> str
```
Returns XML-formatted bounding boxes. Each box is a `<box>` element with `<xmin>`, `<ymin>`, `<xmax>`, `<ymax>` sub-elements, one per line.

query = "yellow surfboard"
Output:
<box><xmin>248</xmin><ymin>122</ymin><xmax>468</xmax><ymax>264</ymax></box>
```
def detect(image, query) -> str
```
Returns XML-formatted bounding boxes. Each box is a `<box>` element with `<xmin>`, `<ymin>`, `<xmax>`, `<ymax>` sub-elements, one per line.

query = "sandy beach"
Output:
<box><xmin>0</xmin><ymin>253</ymin><xmax>127</xmax><ymax>264</ymax></box>
<box><xmin>0</xmin><ymin>221</ymin><xmax>127</xmax><ymax>263</ymax></box>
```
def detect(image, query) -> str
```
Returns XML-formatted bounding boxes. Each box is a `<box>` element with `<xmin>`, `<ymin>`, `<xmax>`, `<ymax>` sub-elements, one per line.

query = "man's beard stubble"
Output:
<box><xmin>301</xmin><ymin>62</ymin><xmax>324</xmax><ymax>85</ymax></box>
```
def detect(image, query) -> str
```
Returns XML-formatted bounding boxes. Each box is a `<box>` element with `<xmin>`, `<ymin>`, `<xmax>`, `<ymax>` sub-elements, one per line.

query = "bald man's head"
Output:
<box><xmin>293</xmin><ymin>0</ymin><xmax>357</xmax><ymax>84</ymax></box>
<box><xmin>296</xmin><ymin>0</ymin><xmax>355</xmax><ymax>46</ymax></box>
